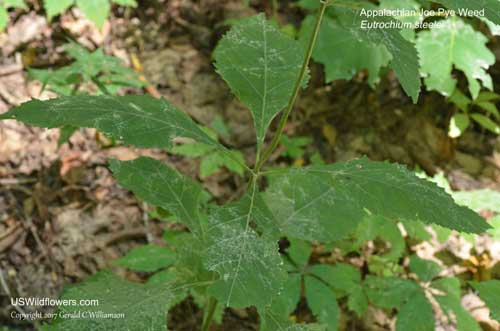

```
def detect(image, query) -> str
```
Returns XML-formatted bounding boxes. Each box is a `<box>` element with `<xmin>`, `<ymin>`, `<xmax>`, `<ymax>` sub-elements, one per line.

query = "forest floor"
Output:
<box><xmin>0</xmin><ymin>1</ymin><xmax>499</xmax><ymax>330</ymax></box>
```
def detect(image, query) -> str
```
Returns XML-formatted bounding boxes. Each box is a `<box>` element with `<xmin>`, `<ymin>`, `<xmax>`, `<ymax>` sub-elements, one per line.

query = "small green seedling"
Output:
<box><xmin>29</xmin><ymin>42</ymin><xmax>144</xmax><ymax>145</ymax></box>
<box><xmin>171</xmin><ymin>117</ymin><xmax>245</xmax><ymax>178</ymax></box>
<box><xmin>30</xmin><ymin>42</ymin><xmax>144</xmax><ymax>96</ymax></box>
<box><xmin>280</xmin><ymin>135</ymin><xmax>312</xmax><ymax>159</ymax></box>
<box><xmin>448</xmin><ymin>89</ymin><xmax>500</xmax><ymax>137</ymax></box>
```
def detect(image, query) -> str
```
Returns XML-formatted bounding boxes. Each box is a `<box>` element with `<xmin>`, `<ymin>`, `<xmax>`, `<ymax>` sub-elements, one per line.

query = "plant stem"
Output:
<box><xmin>92</xmin><ymin>77</ymin><xmax>111</xmax><ymax>95</ymax></box>
<box><xmin>254</xmin><ymin>0</ymin><xmax>328</xmax><ymax>173</ymax></box>
<box><xmin>200</xmin><ymin>3</ymin><xmax>328</xmax><ymax>328</ymax></box>
<box><xmin>201</xmin><ymin>296</ymin><xmax>218</xmax><ymax>331</ymax></box>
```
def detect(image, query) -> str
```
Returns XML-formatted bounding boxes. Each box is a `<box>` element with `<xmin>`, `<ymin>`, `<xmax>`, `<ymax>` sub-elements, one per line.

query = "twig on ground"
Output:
<box><xmin>0</xmin><ymin>227</ymin><xmax>23</xmax><ymax>253</ymax></box>
<box><xmin>0</xmin><ymin>178</ymin><xmax>37</xmax><ymax>185</ymax></box>
<box><xmin>99</xmin><ymin>227</ymin><xmax>149</xmax><ymax>247</ymax></box>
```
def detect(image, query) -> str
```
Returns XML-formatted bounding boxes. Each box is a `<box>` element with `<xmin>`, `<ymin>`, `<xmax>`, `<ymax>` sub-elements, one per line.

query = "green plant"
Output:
<box><xmin>43</xmin><ymin>0</ymin><xmax>136</xmax><ymax>27</ymax></box>
<box><xmin>171</xmin><ymin>117</ymin><xmax>246</xmax><ymax>178</ymax></box>
<box><xmin>448</xmin><ymin>89</ymin><xmax>500</xmax><ymax>137</ymax></box>
<box><xmin>280</xmin><ymin>134</ymin><xmax>313</xmax><ymax>159</ymax></box>
<box><xmin>470</xmin><ymin>280</ymin><xmax>500</xmax><ymax>322</ymax></box>
<box><xmin>30</xmin><ymin>42</ymin><xmax>144</xmax><ymax>145</ymax></box>
<box><xmin>1</xmin><ymin>2</ymin><xmax>496</xmax><ymax>330</ymax></box>
<box><xmin>421</xmin><ymin>171</ymin><xmax>500</xmax><ymax>243</ymax></box>
<box><xmin>279</xmin><ymin>176</ymin><xmax>499</xmax><ymax>331</ymax></box>
<box><xmin>298</xmin><ymin>0</ymin><xmax>500</xmax><ymax>106</ymax></box>
<box><xmin>277</xmin><ymin>242</ymin><xmax>479</xmax><ymax>331</ymax></box>
<box><xmin>0</xmin><ymin>0</ymin><xmax>26</xmax><ymax>31</ymax></box>
<box><xmin>30</xmin><ymin>42</ymin><xmax>144</xmax><ymax>96</ymax></box>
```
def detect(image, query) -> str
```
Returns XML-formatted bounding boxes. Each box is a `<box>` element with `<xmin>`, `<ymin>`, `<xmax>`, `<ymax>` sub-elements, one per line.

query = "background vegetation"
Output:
<box><xmin>0</xmin><ymin>0</ymin><xmax>499</xmax><ymax>330</ymax></box>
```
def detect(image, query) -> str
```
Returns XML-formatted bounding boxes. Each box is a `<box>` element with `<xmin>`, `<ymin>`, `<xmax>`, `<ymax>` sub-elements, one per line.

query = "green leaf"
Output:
<box><xmin>487</xmin><ymin>215</ymin><xmax>500</xmax><ymax>240</ymax></box>
<box><xmin>146</xmin><ymin>269</ymin><xmax>188</xmax><ymax>311</ymax></box>
<box><xmin>396</xmin><ymin>290</ymin><xmax>434</xmax><ymax>331</ymax></box>
<box><xmin>280</xmin><ymin>135</ymin><xmax>313</xmax><ymax>159</ymax></box>
<box><xmin>64</xmin><ymin>41</ymin><xmax>91</xmax><ymax>59</ymax></box>
<box><xmin>60</xmin><ymin>44</ymin><xmax>143</xmax><ymax>88</ymax></box>
<box><xmin>243</xmin><ymin>191</ymin><xmax>283</xmax><ymax>238</ymax></box>
<box><xmin>432</xmin><ymin>277</ymin><xmax>461</xmax><ymax>300</ymax></box>
<box><xmin>265</xmin><ymin>158</ymin><xmax>489</xmax><ymax>243</ymax></box>
<box><xmin>367</xmin><ymin>255</ymin><xmax>403</xmax><ymax>277</ymax></box>
<box><xmin>297</xmin><ymin>0</ymin><xmax>321</xmax><ymax>10</ymax></box>
<box><xmin>28</xmin><ymin>67</ymin><xmax>77</xmax><ymax>95</ymax></box>
<box><xmin>417</xmin><ymin>18</ymin><xmax>495</xmax><ymax>99</ymax></box>
<box><xmin>0</xmin><ymin>95</ymin><xmax>220</xmax><ymax>149</ymax></box>
<box><xmin>470</xmin><ymin>113</ymin><xmax>500</xmax><ymax>134</ymax></box>
<box><xmin>300</xmin><ymin>14</ymin><xmax>390</xmax><ymax>87</ymax></box>
<box><xmin>433</xmin><ymin>0</ymin><xmax>500</xmax><ymax>25</ymax></box>
<box><xmin>355</xmin><ymin>216</ymin><xmax>405</xmax><ymax>261</ymax></box>
<box><xmin>434</xmin><ymin>225</ymin><xmax>453</xmax><ymax>243</ymax></box>
<box><xmin>175</xmin><ymin>236</ymin><xmax>213</xmax><ymax>285</ymax></box>
<box><xmin>44</xmin><ymin>0</ymin><xmax>73</xmax><ymax>20</ymax></box>
<box><xmin>211</xmin><ymin>115</ymin><xmax>230</xmax><ymax>139</ymax></box>
<box><xmin>147</xmin><ymin>269</ymin><xmax>178</xmax><ymax>285</ymax></box>
<box><xmin>308</xmin><ymin>263</ymin><xmax>361</xmax><ymax>295</ymax></box>
<box><xmin>58</xmin><ymin>125</ymin><xmax>78</xmax><ymax>146</ymax></box>
<box><xmin>305</xmin><ymin>276</ymin><xmax>340</xmax><ymax>331</ymax></box>
<box><xmin>306</xmin><ymin>262</ymin><xmax>367</xmax><ymax>316</ymax></box>
<box><xmin>286</xmin><ymin>238</ymin><xmax>312</xmax><ymax>268</ymax></box>
<box><xmin>348</xmin><ymin>287</ymin><xmax>368</xmax><ymax>317</ymax></box>
<box><xmin>172</xmin><ymin>142</ymin><xmax>214</xmax><ymax>158</ymax></box>
<box><xmin>470</xmin><ymin>280</ymin><xmax>500</xmax><ymax>322</ymax></box>
<box><xmin>45</xmin><ymin>271</ymin><xmax>173</xmax><ymax>330</ymax></box>
<box><xmin>214</xmin><ymin>14</ymin><xmax>305</xmax><ymax>148</ymax></box>
<box><xmin>435</xmin><ymin>294</ymin><xmax>481</xmax><ymax>331</ymax></box>
<box><xmin>0</xmin><ymin>7</ymin><xmax>8</xmax><ymax>31</ymax></box>
<box><xmin>483</xmin><ymin>17</ymin><xmax>500</xmax><ymax>35</ymax></box>
<box><xmin>76</xmin><ymin>0</ymin><xmax>110</xmax><ymax>28</ymax></box>
<box><xmin>364</xmin><ymin>276</ymin><xmax>420</xmax><ymax>309</ymax></box>
<box><xmin>220</xmin><ymin>150</ymin><xmax>246</xmax><ymax>176</ymax></box>
<box><xmin>274</xmin><ymin>274</ymin><xmax>302</xmax><ymax>316</ymax></box>
<box><xmin>199</xmin><ymin>150</ymin><xmax>246</xmax><ymax>177</ymax></box>
<box><xmin>190</xmin><ymin>291</ymin><xmax>224</xmax><ymax>324</ymax></box>
<box><xmin>476</xmin><ymin>91</ymin><xmax>500</xmax><ymax>103</ymax></box>
<box><xmin>112</xmin><ymin>0</ymin><xmax>137</xmax><ymax>6</ymax></box>
<box><xmin>453</xmin><ymin>189</ymin><xmax>500</xmax><ymax>213</ymax></box>
<box><xmin>163</xmin><ymin>229</ymin><xmax>190</xmax><ymax>246</ymax></box>
<box><xmin>310</xmin><ymin>152</ymin><xmax>325</xmax><ymax>165</ymax></box>
<box><xmin>200</xmin><ymin>152</ymin><xmax>224</xmax><ymax>178</ymax></box>
<box><xmin>114</xmin><ymin>245</ymin><xmax>176</xmax><ymax>272</ymax></box>
<box><xmin>433</xmin><ymin>278</ymin><xmax>481</xmax><ymax>331</ymax></box>
<box><xmin>379</xmin><ymin>0</ymin><xmax>422</xmax><ymax>40</ymax></box>
<box><xmin>260</xmin><ymin>309</ymin><xmax>327</xmax><ymax>331</ymax></box>
<box><xmin>449</xmin><ymin>89</ymin><xmax>472</xmax><ymax>112</ymax></box>
<box><xmin>476</xmin><ymin>102</ymin><xmax>499</xmax><ymax>118</ymax></box>
<box><xmin>449</xmin><ymin>113</ymin><xmax>470</xmax><ymax>138</ymax></box>
<box><xmin>401</xmin><ymin>219</ymin><xmax>431</xmax><ymax>241</ymax></box>
<box><xmin>203</xmin><ymin>193</ymin><xmax>286</xmax><ymax>308</ymax></box>
<box><xmin>409</xmin><ymin>255</ymin><xmax>441</xmax><ymax>282</ymax></box>
<box><xmin>261</xmin><ymin>273</ymin><xmax>302</xmax><ymax>329</ymax></box>
<box><xmin>330</xmin><ymin>2</ymin><xmax>421</xmax><ymax>102</ymax></box>
<box><xmin>109</xmin><ymin>157</ymin><xmax>205</xmax><ymax>234</ymax></box>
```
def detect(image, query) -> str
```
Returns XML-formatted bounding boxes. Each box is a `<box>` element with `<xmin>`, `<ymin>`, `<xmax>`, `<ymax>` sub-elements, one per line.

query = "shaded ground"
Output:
<box><xmin>0</xmin><ymin>0</ymin><xmax>499</xmax><ymax>330</ymax></box>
